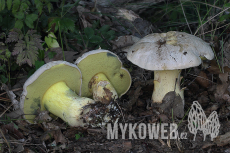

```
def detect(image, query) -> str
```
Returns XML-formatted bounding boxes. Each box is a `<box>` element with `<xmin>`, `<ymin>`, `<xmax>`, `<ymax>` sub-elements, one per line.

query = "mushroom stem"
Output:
<box><xmin>89</xmin><ymin>73</ymin><xmax>118</xmax><ymax>104</ymax></box>
<box><xmin>152</xmin><ymin>70</ymin><xmax>184</xmax><ymax>104</ymax></box>
<box><xmin>42</xmin><ymin>81</ymin><xmax>95</xmax><ymax>127</ymax></box>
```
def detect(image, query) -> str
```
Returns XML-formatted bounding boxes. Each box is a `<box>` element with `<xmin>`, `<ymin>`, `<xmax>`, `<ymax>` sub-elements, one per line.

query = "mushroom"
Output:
<box><xmin>75</xmin><ymin>49</ymin><xmax>132</xmax><ymax>104</ymax></box>
<box><xmin>126</xmin><ymin>31</ymin><xmax>214</xmax><ymax>104</ymax></box>
<box><xmin>20</xmin><ymin>61</ymin><xmax>111</xmax><ymax>127</ymax></box>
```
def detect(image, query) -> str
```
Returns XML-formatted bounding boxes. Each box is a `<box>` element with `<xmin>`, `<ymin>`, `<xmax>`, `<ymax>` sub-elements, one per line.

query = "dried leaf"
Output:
<box><xmin>54</xmin><ymin>129</ymin><xmax>66</xmax><ymax>144</ymax></box>
<box><xmin>112</xmin><ymin>35</ymin><xmax>140</xmax><ymax>51</ymax></box>
<box><xmin>214</xmin><ymin>131</ymin><xmax>230</xmax><ymax>146</ymax></box>
<box><xmin>207</xmin><ymin>60</ymin><xmax>230</xmax><ymax>74</ymax></box>
<box><xmin>214</xmin><ymin>73</ymin><xmax>229</xmax><ymax>103</ymax></box>
<box><xmin>195</xmin><ymin>71</ymin><xmax>210</xmax><ymax>88</ymax></box>
<box><xmin>2</xmin><ymin>123</ymin><xmax>24</xmax><ymax>139</ymax></box>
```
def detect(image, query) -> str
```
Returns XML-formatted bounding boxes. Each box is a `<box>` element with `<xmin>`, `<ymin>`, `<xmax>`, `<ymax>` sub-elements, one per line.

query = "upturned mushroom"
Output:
<box><xmin>126</xmin><ymin>31</ymin><xmax>214</xmax><ymax>104</ymax></box>
<box><xmin>20</xmin><ymin>61</ymin><xmax>115</xmax><ymax>127</ymax></box>
<box><xmin>75</xmin><ymin>49</ymin><xmax>131</xmax><ymax>104</ymax></box>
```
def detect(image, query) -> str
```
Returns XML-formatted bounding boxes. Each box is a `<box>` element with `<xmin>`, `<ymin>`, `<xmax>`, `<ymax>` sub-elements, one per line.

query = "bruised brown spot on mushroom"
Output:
<box><xmin>93</xmin><ymin>87</ymin><xmax>113</xmax><ymax>105</ymax></box>
<box><xmin>88</xmin><ymin>75</ymin><xmax>98</xmax><ymax>90</ymax></box>
<box><xmin>120</xmin><ymin>73</ymin><xmax>124</xmax><ymax>79</ymax></box>
<box><xmin>156</xmin><ymin>39</ymin><xmax>166</xmax><ymax>49</ymax></box>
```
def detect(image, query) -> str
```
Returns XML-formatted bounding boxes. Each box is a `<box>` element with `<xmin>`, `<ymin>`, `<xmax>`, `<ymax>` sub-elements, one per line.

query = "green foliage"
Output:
<box><xmin>49</xmin><ymin>17</ymin><xmax>75</xmax><ymax>33</ymax></box>
<box><xmin>75</xmin><ymin>22</ymin><xmax>115</xmax><ymax>49</ymax></box>
<box><xmin>0</xmin><ymin>64</ymin><xmax>8</xmax><ymax>83</ymax></box>
<box><xmin>149</xmin><ymin>1</ymin><xmax>230</xmax><ymax>33</ymax></box>
<box><xmin>0</xmin><ymin>0</ymin><xmax>116</xmax><ymax>85</ymax></box>
<box><xmin>75</xmin><ymin>132</ymin><xmax>83</xmax><ymax>140</ymax></box>
<box><xmin>6</xmin><ymin>29</ymin><xmax>43</xmax><ymax>66</ymax></box>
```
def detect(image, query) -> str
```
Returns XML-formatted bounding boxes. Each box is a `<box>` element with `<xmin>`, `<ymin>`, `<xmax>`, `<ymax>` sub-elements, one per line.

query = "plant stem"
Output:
<box><xmin>58</xmin><ymin>21</ymin><xmax>65</xmax><ymax>61</ymax></box>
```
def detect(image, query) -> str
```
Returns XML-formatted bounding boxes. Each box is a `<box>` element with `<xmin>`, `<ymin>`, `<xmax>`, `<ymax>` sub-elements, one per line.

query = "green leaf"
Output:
<box><xmin>50</xmin><ymin>17</ymin><xmax>75</xmax><ymax>33</ymax></box>
<box><xmin>47</xmin><ymin>51</ymin><xmax>56</xmax><ymax>59</ymax></box>
<box><xmin>7</xmin><ymin>0</ymin><xmax>12</xmax><ymax>10</ymax></box>
<box><xmin>0</xmin><ymin>55</ymin><xmax>7</xmax><ymax>61</ymax></box>
<box><xmin>99</xmin><ymin>25</ymin><xmax>110</xmax><ymax>33</ymax></box>
<box><xmin>0</xmin><ymin>0</ymin><xmax>6</xmax><ymax>11</ymax></box>
<box><xmin>12</xmin><ymin>0</ymin><xmax>20</xmax><ymax>13</ymax></box>
<box><xmin>25</xmin><ymin>14</ymin><xmax>38</xmax><ymax>28</ymax></box>
<box><xmin>45</xmin><ymin>35</ymin><xmax>60</xmax><ymax>48</ymax></box>
<box><xmin>14</xmin><ymin>12</ymin><xmax>24</xmax><ymax>20</ymax></box>
<box><xmin>0</xmin><ymin>75</ymin><xmax>8</xmax><ymax>83</ymax></box>
<box><xmin>47</xmin><ymin>2</ymin><xmax>52</xmax><ymax>13</ymax></box>
<box><xmin>2</xmin><ymin>15</ymin><xmax>14</xmax><ymax>31</ymax></box>
<box><xmin>34</xmin><ymin>0</ymin><xmax>43</xmax><ymax>14</ymax></box>
<box><xmin>219</xmin><ymin>14</ymin><xmax>230</xmax><ymax>22</ymax></box>
<box><xmin>89</xmin><ymin>35</ymin><xmax>103</xmax><ymax>43</ymax></box>
<box><xmin>40</xmin><ymin>14</ymin><xmax>48</xmax><ymax>28</ymax></box>
<box><xmin>60</xmin><ymin>18</ymin><xmax>75</xmax><ymax>32</ymax></box>
<box><xmin>0</xmin><ymin>64</ymin><xmax>6</xmax><ymax>72</ymax></box>
<box><xmin>75</xmin><ymin>134</ymin><xmax>81</xmax><ymax>140</ymax></box>
<box><xmin>19</xmin><ymin>1</ymin><xmax>29</xmax><ymax>12</ymax></box>
<box><xmin>84</xmin><ymin>27</ymin><xmax>94</xmax><ymax>39</ymax></box>
<box><xmin>14</xmin><ymin>19</ymin><xmax>23</xmax><ymax>29</ymax></box>
<box><xmin>5</xmin><ymin>49</ymin><xmax>11</xmax><ymax>58</ymax></box>
<box><xmin>75</xmin><ymin>133</ymin><xmax>83</xmax><ymax>140</ymax></box>
<box><xmin>224</xmin><ymin>3</ymin><xmax>230</xmax><ymax>7</ymax></box>
<box><xmin>107</xmin><ymin>30</ymin><xmax>115</xmax><ymax>36</ymax></box>
<box><xmin>27</xmin><ymin>69</ymin><xmax>35</xmax><ymax>77</ymax></box>
<box><xmin>35</xmin><ymin>60</ymin><xmax>44</xmax><ymax>70</ymax></box>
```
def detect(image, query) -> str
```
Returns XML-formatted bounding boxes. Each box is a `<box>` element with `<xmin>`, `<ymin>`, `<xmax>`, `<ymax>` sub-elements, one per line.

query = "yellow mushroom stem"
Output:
<box><xmin>89</xmin><ymin>73</ymin><xmax>118</xmax><ymax>104</ymax></box>
<box><xmin>42</xmin><ymin>81</ymin><xmax>95</xmax><ymax>127</ymax></box>
<box><xmin>152</xmin><ymin>69</ymin><xmax>184</xmax><ymax>104</ymax></box>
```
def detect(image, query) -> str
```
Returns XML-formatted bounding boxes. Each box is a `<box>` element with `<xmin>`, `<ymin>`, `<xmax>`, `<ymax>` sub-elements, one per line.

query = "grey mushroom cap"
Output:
<box><xmin>126</xmin><ymin>31</ymin><xmax>214</xmax><ymax>70</ymax></box>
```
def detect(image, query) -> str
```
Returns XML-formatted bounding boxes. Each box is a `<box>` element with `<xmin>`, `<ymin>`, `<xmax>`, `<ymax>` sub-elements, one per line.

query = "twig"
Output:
<box><xmin>196</xmin><ymin>23</ymin><xmax>230</xmax><ymax>37</ymax></box>
<box><xmin>0</xmin><ymin>129</ymin><xmax>11</xmax><ymax>152</ymax></box>
<box><xmin>0</xmin><ymin>103</ymin><xmax>13</xmax><ymax>118</ymax></box>
<box><xmin>0</xmin><ymin>88</ymin><xmax>22</xmax><ymax>97</ymax></box>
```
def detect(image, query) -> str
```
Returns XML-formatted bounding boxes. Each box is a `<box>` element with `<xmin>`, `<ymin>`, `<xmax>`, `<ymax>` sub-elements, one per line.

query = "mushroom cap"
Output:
<box><xmin>75</xmin><ymin>49</ymin><xmax>131</xmax><ymax>98</ymax></box>
<box><xmin>20</xmin><ymin>61</ymin><xmax>82</xmax><ymax>123</ymax></box>
<box><xmin>126</xmin><ymin>31</ymin><xmax>214</xmax><ymax>70</ymax></box>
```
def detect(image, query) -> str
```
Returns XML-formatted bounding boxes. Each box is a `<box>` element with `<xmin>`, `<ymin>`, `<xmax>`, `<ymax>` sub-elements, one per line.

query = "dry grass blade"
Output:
<box><xmin>194</xmin><ymin>7</ymin><xmax>230</xmax><ymax>35</ymax></box>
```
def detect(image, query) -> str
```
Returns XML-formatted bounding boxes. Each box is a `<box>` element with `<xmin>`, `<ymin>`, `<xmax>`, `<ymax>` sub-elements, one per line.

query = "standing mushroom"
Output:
<box><xmin>75</xmin><ymin>49</ymin><xmax>132</xmax><ymax>104</ymax></box>
<box><xmin>20</xmin><ymin>61</ymin><xmax>115</xmax><ymax>127</ymax></box>
<box><xmin>126</xmin><ymin>31</ymin><xmax>214</xmax><ymax>104</ymax></box>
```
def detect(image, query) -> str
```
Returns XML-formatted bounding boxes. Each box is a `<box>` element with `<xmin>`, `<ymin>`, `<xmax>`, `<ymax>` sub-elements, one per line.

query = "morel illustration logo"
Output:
<box><xmin>188</xmin><ymin>101</ymin><xmax>220</xmax><ymax>141</ymax></box>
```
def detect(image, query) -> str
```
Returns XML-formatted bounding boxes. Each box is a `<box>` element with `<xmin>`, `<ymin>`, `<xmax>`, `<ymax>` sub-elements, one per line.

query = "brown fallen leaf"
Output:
<box><xmin>214</xmin><ymin>73</ymin><xmax>229</xmax><ymax>103</ymax></box>
<box><xmin>214</xmin><ymin>131</ymin><xmax>230</xmax><ymax>146</ymax></box>
<box><xmin>207</xmin><ymin>60</ymin><xmax>230</xmax><ymax>74</ymax></box>
<box><xmin>123</xmin><ymin>140</ymin><xmax>132</xmax><ymax>151</ymax></box>
<box><xmin>1</xmin><ymin>122</ymin><xmax>24</xmax><ymax>139</ymax></box>
<box><xmin>195</xmin><ymin>71</ymin><xmax>210</xmax><ymax>88</ymax></box>
<box><xmin>154</xmin><ymin>91</ymin><xmax>184</xmax><ymax>118</ymax></box>
<box><xmin>112</xmin><ymin>35</ymin><xmax>140</xmax><ymax>51</ymax></box>
<box><xmin>54</xmin><ymin>129</ymin><xmax>67</xmax><ymax>144</ymax></box>
<box><xmin>202</xmin><ymin>142</ymin><xmax>215</xmax><ymax>149</ymax></box>
<box><xmin>125</xmin><ymin>86</ymin><xmax>142</xmax><ymax>110</ymax></box>
<box><xmin>158</xmin><ymin>114</ymin><xmax>169</xmax><ymax>122</ymax></box>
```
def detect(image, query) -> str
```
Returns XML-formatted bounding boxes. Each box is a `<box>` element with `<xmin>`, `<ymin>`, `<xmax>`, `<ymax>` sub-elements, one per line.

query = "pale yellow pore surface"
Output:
<box><xmin>152</xmin><ymin>70</ymin><xmax>184</xmax><ymax>104</ymax></box>
<box><xmin>42</xmin><ymin>81</ymin><xmax>95</xmax><ymax>127</ymax></box>
<box><xmin>23</xmin><ymin>64</ymin><xmax>81</xmax><ymax>123</ymax></box>
<box><xmin>89</xmin><ymin>73</ymin><xmax>118</xmax><ymax>104</ymax></box>
<box><xmin>77</xmin><ymin>51</ymin><xmax>131</xmax><ymax>98</ymax></box>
